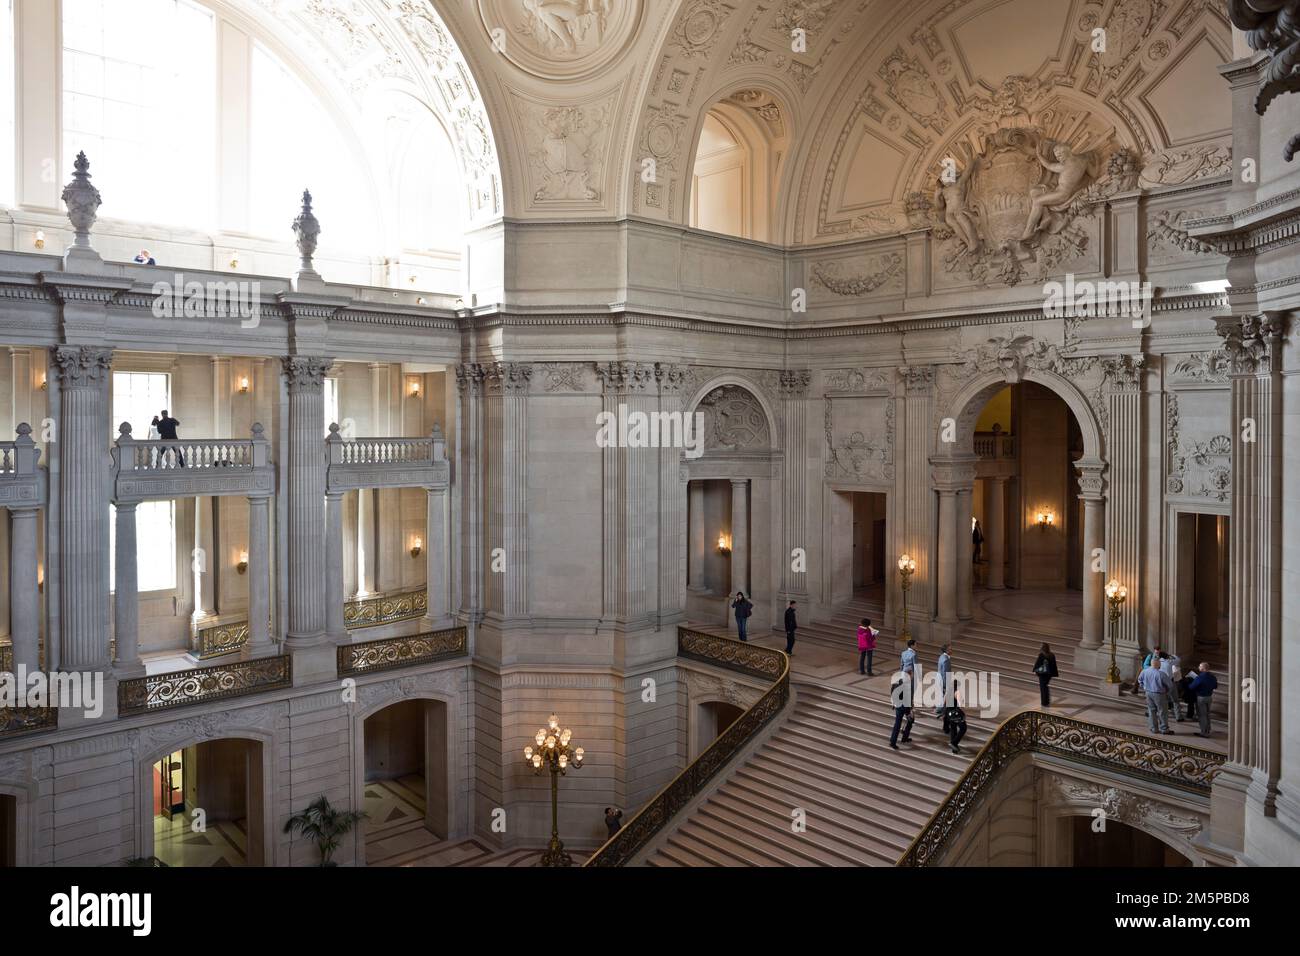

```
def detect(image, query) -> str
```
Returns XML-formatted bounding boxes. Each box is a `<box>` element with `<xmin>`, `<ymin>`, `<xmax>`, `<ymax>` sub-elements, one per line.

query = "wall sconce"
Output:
<box><xmin>236</xmin><ymin>551</ymin><xmax>248</xmax><ymax>575</ymax></box>
<box><xmin>416</xmin><ymin>296</ymin><xmax>427</xmax><ymax>305</ymax></box>
<box><xmin>716</xmin><ymin>532</ymin><xmax>732</xmax><ymax>555</ymax></box>
<box><xmin>238</xmin><ymin>376</ymin><xmax>250</xmax><ymax>394</ymax></box>
<box><xmin>38</xmin><ymin>373</ymin><xmax>47</xmax><ymax>391</ymax></box>
<box><xmin>409</xmin><ymin>378</ymin><xmax>422</xmax><ymax>398</ymax></box>
<box><xmin>37</xmin><ymin>565</ymin><xmax>44</xmax><ymax>593</ymax></box>
<box><xmin>229</xmin><ymin>251</ymin><xmax>240</xmax><ymax>269</ymax></box>
<box><xmin>1036</xmin><ymin>509</ymin><xmax>1056</xmax><ymax>531</ymax></box>
<box><xmin>410</xmin><ymin>536</ymin><xmax>423</xmax><ymax>559</ymax></box>
<box><xmin>34</xmin><ymin>230</ymin><xmax>45</xmax><ymax>250</ymax></box>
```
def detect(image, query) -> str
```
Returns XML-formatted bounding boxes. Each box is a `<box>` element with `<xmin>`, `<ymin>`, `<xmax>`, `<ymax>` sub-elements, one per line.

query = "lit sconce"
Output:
<box><xmin>408</xmin><ymin>274</ymin><xmax>417</xmax><ymax>284</ymax></box>
<box><xmin>416</xmin><ymin>296</ymin><xmax>426</xmax><ymax>305</ymax></box>
<box><xmin>37</xmin><ymin>565</ymin><xmax>44</xmax><ymax>593</ymax></box>
<box><xmin>716</xmin><ymin>532</ymin><xmax>732</xmax><ymax>555</ymax></box>
<box><xmin>38</xmin><ymin>372</ymin><xmax>47</xmax><ymax>391</ymax></box>
<box><xmin>238</xmin><ymin>376</ymin><xmax>250</xmax><ymax>394</ymax></box>
<box><xmin>236</xmin><ymin>551</ymin><xmax>248</xmax><ymax>575</ymax></box>
<box><xmin>1036</xmin><ymin>509</ymin><xmax>1056</xmax><ymax>531</ymax></box>
<box><xmin>410</xmin><ymin>536</ymin><xmax>423</xmax><ymax>559</ymax></box>
<box><xmin>229</xmin><ymin>251</ymin><xmax>240</xmax><ymax>269</ymax></box>
<box><xmin>34</xmin><ymin>230</ymin><xmax>45</xmax><ymax>250</ymax></box>
<box><xmin>409</xmin><ymin>378</ymin><xmax>422</xmax><ymax>398</ymax></box>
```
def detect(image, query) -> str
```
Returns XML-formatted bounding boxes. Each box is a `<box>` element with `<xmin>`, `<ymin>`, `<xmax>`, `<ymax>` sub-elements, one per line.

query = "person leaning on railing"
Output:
<box><xmin>152</xmin><ymin>410</ymin><xmax>184</xmax><ymax>468</ymax></box>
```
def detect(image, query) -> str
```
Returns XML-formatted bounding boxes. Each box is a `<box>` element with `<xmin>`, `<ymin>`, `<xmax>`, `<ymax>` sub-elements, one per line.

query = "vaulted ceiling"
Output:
<box><xmin>226</xmin><ymin>0</ymin><xmax>1234</xmax><ymax>247</ymax></box>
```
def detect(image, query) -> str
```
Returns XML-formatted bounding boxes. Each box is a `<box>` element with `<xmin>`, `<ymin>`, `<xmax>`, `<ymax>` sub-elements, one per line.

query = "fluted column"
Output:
<box><xmin>111</xmin><ymin>502</ymin><xmax>142</xmax><ymax>676</ymax></box>
<box><xmin>780</xmin><ymin>371</ymin><xmax>811</xmax><ymax>600</ymax></box>
<box><xmin>454</xmin><ymin>365</ymin><xmax>485</xmax><ymax>621</ymax></box>
<box><xmin>956</xmin><ymin>487</ymin><xmax>973</xmax><ymax>620</ymax></box>
<box><xmin>193</xmin><ymin>496</ymin><xmax>216</xmax><ymax>620</ymax></box>
<box><xmin>325</xmin><ymin>490</ymin><xmax>346</xmax><ymax>643</ymax></box>
<box><xmin>283</xmin><ymin>356</ymin><xmax>332</xmax><ymax>647</ymax></box>
<box><xmin>931</xmin><ymin>455</ymin><xmax>976</xmax><ymax>638</ymax></box>
<box><xmin>53</xmin><ymin>346</ymin><xmax>113</xmax><ymax>670</ymax></box>
<box><xmin>245</xmin><ymin>494</ymin><xmax>273</xmax><ymax>656</ymax></box>
<box><xmin>483</xmin><ymin>363</ymin><xmax>531</xmax><ymax>618</ymax></box>
<box><xmin>935</xmin><ymin>489</ymin><xmax>958</xmax><ymax>626</ymax></box>
<box><xmin>9</xmin><ymin>506</ymin><xmax>40</xmax><ymax>671</ymax></box>
<box><xmin>1102</xmin><ymin>356</ymin><xmax>1144</xmax><ymax>663</ymax></box>
<box><xmin>657</xmin><ymin>365</ymin><xmax>688</xmax><ymax>627</ymax></box>
<box><xmin>730</xmin><ymin>479</ymin><xmax>748</xmax><ymax>598</ymax></box>
<box><xmin>687</xmin><ymin>480</ymin><xmax>706</xmax><ymax>590</ymax></box>
<box><xmin>985</xmin><ymin>477</ymin><xmax>1006</xmax><ymax>589</ymax></box>
<box><xmin>1076</xmin><ymin>459</ymin><xmax>1106</xmax><ymax>651</ymax></box>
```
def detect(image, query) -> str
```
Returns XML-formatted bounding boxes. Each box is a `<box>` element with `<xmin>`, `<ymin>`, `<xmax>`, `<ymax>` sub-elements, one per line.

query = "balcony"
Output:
<box><xmin>111</xmin><ymin>422</ymin><xmax>274</xmax><ymax>502</ymax></box>
<box><xmin>336</xmin><ymin>625</ymin><xmax>468</xmax><ymax>677</ymax></box>
<box><xmin>0</xmin><ymin>423</ymin><xmax>46</xmax><ymax>507</ymax></box>
<box><xmin>326</xmin><ymin>424</ymin><xmax>449</xmax><ymax>492</ymax></box>
<box><xmin>118</xmin><ymin>654</ymin><xmax>292</xmax><ymax>716</ymax></box>
<box><xmin>973</xmin><ymin>433</ymin><xmax>1016</xmax><ymax>459</ymax></box>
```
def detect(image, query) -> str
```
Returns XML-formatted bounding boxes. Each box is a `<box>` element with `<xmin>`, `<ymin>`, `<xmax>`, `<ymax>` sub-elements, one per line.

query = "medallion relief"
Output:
<box><xmin>478</xmin><ymin>0</ymin><xmax>641</xmax><ymax>79</ymax></box>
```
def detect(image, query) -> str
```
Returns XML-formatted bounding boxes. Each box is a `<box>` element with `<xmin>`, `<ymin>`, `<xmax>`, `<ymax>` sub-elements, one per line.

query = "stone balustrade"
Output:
<box><xmin>326</xmin><ymin>423</ymin><xmax>449</xmax><ymax>491</ymax></box>
<box><xmin>111</xmin><ymin>422</ymin><xmax>274</xmax><ymax>502</ymax></box>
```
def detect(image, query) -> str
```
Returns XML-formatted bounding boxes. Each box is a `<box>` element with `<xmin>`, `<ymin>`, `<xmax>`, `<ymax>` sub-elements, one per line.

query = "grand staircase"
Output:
<box><xmin>643</xmin><ymin>682</ymin><xmax>992</xmax><ymax>866</ymax></box>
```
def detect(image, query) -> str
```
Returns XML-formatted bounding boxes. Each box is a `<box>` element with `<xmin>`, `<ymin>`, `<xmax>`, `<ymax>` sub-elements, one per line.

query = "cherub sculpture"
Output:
<box><xmin>934</xmin><ymin>167</ymin><xmax>982</xmax><ymax>256</ymax></box>
<box><xmin>1021</xmin><ymin>141</ymin><xmax>1096</xmax><ymax>242</ymax></box>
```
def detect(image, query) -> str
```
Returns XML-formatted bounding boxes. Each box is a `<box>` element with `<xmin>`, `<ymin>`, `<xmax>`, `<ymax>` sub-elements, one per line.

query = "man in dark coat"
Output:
<box><xmin>152</xmin><ymin>410</ymin><xmax>184</xmax><ymax>467</ymax></box>
<box><xmin>784</xmin><ymin>600</ymin><xmax>797</xmax><ymax>655</ymax></box>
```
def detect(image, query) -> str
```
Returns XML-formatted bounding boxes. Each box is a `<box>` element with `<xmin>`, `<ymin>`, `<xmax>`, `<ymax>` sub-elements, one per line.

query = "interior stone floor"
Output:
<box><xmin>154</xmin><ymin>810</ymin><xmax>248</xmax><ymax>867</ymax></box>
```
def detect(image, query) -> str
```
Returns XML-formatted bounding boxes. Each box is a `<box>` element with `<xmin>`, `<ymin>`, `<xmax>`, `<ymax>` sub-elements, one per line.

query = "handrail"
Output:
<box><xmin>897</xmin><ymin>709</ymin><xmax>1226</xmax><ymax>866</ymax></box>
<box><xmin>343</xmin><ymin>587</ymin><xmax>428</xmax><ymax>629</ymax></box>
<box><xmin>337</xmin><ymin>626</ymin><xmax>468</xmax><ymax>677</ymax></box>
<box><xmin>118</xmin><ymin>655</ymin><xmax>292</xmax><ymax>716</ymax></box>
<box><xmin>583</xmin><ymin>627</ymin><xmax>791</xmax><ymax>867</ymax></box>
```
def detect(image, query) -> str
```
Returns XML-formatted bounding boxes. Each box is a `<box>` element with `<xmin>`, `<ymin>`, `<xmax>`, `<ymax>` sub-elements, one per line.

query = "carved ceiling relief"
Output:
<box><xmin>1164</xmin><ymin>390</ymin><xmax>1232</xmax><ymax>502</ymax></box>
<box><xmin>811</xmin><ymin>252</ymin><xmax>905</xmax><ymax>298</ymax></box>
<box><xmin>476</xmin><ymin>1</ymin><xmax>641</xmax><ymax>79</ymax></box>
<box><xmin>1041</xmin><ymin>774</ymin><xmax>1205</xmax><ymax>838</ymax></box>
<box><xmin>516</xmin><ymin>94</ymin><xmax>615</xmax><ymax>205</ymax></box>
<box><xmin>1148</xmin><ymin>208</ymin><xmax>1220</xmax><ymax>260</ymax></box>
<box><xmin>698</xmin><ymin>385</ymin><xmax>772</xmax><ymax>451</ymax></box>
<box><xmin>824</xmin><ymin>396</ymin><xmax>895</xmax><ymax>482</ymax></box>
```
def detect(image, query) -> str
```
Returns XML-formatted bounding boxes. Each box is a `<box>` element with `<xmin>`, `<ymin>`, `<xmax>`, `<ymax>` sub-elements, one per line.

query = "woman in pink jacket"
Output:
<box><xmin>857</xmin><ymin>618</ymin><xmax>878</xmax><ymax>676</ymax></box>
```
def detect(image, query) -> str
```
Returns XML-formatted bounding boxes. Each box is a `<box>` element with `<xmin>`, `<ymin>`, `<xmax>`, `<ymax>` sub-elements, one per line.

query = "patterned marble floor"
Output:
<box><xmin>154</xmin><ymin>811</ymin><xmax>248</xmax><ymax>867</ymax></box>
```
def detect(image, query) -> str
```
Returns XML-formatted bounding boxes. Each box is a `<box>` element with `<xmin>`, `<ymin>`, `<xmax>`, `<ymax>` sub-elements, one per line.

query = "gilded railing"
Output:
<box><xmin>118</xmin><ymin>655</ymin><xmax>292</xmax><ymax>717</ymax></box>
<box><xmin>337</xmin><ymin>626</ymin><xmax>468</xmax><ymax>677</ymax></box>
<box><xmin>191</xmin><ymin>619</ymin><xmax>252</xmax><ymax>659</ymax></box>
<box><xmin>0</xmin><ymin>642</ymin><xmax>10</xmax><ymax>674</ymax></box>
<box><xmin>0</xmin><ymin>705</ymin><xmax>58</xmax><ymax>738</ymax></box>
<box><xmin>897</xmin><ymin>710</ymin><xmax>1226</xmax><ymax>867</ymax></box>
<box><xmin>344</xmin><ymin>588</ymin><xmax>427</xmax><ymax>629</ymax></box>
<box><xmin>584</xmin><ymin>627</ymin><xmax>790</xmax><ymax>867</ymax></box>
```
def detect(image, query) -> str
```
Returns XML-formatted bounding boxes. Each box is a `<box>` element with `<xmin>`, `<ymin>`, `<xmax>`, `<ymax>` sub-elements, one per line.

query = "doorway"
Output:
<box><xmin>152</xmin><ymin>738</ymin><xmax>264</xmax><ymax>866</ymax></box>
<box><xmin>1174</xmin><ymin>513</ymin><xmax>1229</xmax><ymax>661</ymax></box>
<box><xmin>0</xmin><ymin>794</ymin><xmax>14</xmax><ymax>867</ymax></box>
<box><xmin>1070</xmin><ymin>817</ymin><xmax>1192</xmax><ymax>867</ymax></box>
<box><xmin>362</xmin><ymin>699</ymin><xmax>449</xmax><ymax>864</ymax></box>
<box><xmin>693</xmin><ymin>700</ymin><xmax>744</xmax><ymax>759</ymax></box>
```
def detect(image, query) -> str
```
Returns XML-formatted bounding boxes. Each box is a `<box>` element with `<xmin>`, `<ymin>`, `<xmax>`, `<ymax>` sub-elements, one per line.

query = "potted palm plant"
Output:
<box><xmin>283</xmin><ymin>795</ymin><xmax>367</xmax><ymax>867</ymax></box>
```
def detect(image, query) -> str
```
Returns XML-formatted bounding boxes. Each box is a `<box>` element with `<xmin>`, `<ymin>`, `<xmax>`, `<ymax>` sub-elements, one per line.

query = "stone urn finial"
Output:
<box><xmin>292</xmin><ymin>189</ymin><xmax>320</xmax><ymax>274</ymax></box>
<box><xmin>62</xmin><ymin>151</ymin><xmax>103</xmax><ymax>250</ymax></box>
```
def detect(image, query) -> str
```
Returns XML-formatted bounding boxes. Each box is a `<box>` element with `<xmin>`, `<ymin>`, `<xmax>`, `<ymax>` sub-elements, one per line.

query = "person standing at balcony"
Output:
<box><xmin>784</xmin><ymin>600</ymin><xmax>797</xmax><ymax>655</ymax></box>
<box><xmin>1188</xmin><ymin>663</ymin><xmax>1218</xmax><ymax>738</ymax></box>
<box><xmin>972</xmin><ymin>519</ymin><xmax>984</xmax><ymax>563</ymax></box>
<box><xmin>731</xmin><ymin>591</ymin><xmax>752</xmax><ymax>642</ymax></box>
<box><xmin>889</xmin><ymin>664</ymin><xmax>916</xmax><ymax>750</ymax></box>
<box><xmin>152</xmin><ymin>409</ymin><xmax>184</xmax><ymax>468</ymax></box>
<box><xmin>1033</xmin><ymin>643</ymin><xmax>1059</xmax><ymax>707</ymax></box>
<box><xmin>1138</xmin><ymin>658</ymin><xmax>1174</xmax><ymax>735</ymax></box>
<box><xmin>857</xmin><ymin>618</ymin><xmax>877</xmax><ymax>676</ymax></box>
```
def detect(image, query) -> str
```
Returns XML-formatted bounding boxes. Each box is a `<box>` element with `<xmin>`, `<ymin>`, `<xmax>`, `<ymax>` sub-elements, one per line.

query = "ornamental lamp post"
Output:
<box><xmin>1104</xmin><ymin>579</ymin><xmax>1128</xmax><ymax>684</ymax></box>
<box><xmin>524</xmin><ymin>712</ymin><xmax>584</xmax><ymax>867</ymax></box>
<box><xmin>897</xmin><ymin>553</ymin><xmax>917</xmax><ymax>642</ymax></box>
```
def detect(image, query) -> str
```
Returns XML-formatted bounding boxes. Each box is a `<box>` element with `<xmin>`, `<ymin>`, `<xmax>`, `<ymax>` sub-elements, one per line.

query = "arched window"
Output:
<box><xmin>688</xmin><ymin>91</ymin><xmax>787</xmax><ymax>243</ymax></box>
<box><xmin>61</xmin><ymin>0</ymin><xmax>216</xmax><ymax>228</ymax></box>
<box><xmin>0</xmin><ymin>0</ymin><xmax>14</xmax><ymax>208</ymax></box>
<box><xmin>248</xmin><ymin>41</ymin><xmax>380</xmax><ymax>255</ymax></box>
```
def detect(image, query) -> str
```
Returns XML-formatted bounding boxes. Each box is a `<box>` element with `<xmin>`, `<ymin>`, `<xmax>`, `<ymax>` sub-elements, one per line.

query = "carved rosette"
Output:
<box><xmin>282</xmin><ymin>356</ymin><xmax>333</xmax><ymax>392</ymax></box>
<box><xmin>53</xmin><ymin>346</ymin><xmax>113</xmax><ymax>389</ymax></box>
<box><xmin>1215</xmin><ymin>313</ymin><xmax>1287</xmax><ymax>375</ymax></box>
<box><xmin>484</xmin><ymin>362</ymin><xmax>533</xmax><ymax>394</ymax></box>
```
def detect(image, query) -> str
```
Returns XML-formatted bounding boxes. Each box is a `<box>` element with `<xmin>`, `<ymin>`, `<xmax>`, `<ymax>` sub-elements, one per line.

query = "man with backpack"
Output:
<box><xmin>943</xmin><ymin>689</ymin><xmax>968</xmax><ymax>755</ymax></box>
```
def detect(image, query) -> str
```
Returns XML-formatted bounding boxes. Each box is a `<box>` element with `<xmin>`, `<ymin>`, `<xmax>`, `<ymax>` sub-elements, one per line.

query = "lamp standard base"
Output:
<box><xmin>539</xmin><ymin>836</ymin><xmax>572</xmax><ymax>867</ymax></box>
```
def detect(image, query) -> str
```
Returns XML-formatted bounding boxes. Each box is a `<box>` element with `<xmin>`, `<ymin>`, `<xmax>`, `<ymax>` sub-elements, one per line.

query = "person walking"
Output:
<box><xmin>1139</xmin><ymin>657</ymin><xmax>1175</xmax><ymax>734</ymax></box>
<box><xmin>933</xmin><ymin>644</ymin><xmax>952</xmax><ymax>717</ymax></box>
<box><xmin>900</xmin><ymin>638</ymin><xmax>917</xmax><ymax>674</ymax></box>
<box><xmin>730</xmin><ymin>591</ymin><xmax>752</xmax><ymax>642</ymax></box>
<box><xmin>1033</xmin><ymin>643</ymin><xmax>1059</xmax><ymax>707</ymax></box>
<box><xmin>943</xmin><ymin>688</ymin><xmax>968</xmax><ymax>754</ymax></box>
<box><xmin>783</xmin><ymin>600</ymin><xmax>798</xmax><ymax>655</ymax></box>
<box><xmin>857</xmin><ymin>618</ymin><xmax>878</xmax><ymax>676</ymax></box>
<box><xmin>888</xmin><ymin>665</ymin><xmax>916</xmax><ymax>750</ymax></box>
<box><xmin>1188</xmin><ymin>662</ymin><xmax>1218</xmax><ymax>738</ymax></box>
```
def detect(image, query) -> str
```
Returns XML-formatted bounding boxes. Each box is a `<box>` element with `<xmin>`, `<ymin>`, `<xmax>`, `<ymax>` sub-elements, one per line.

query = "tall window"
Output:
<box><xmin>0</xmin><ymin>0</ymin><xmax>13</xmax><ymax>208</ymax></box>
<box><xmin>111</xmin><ymin>501</ymin><xmax>177</xmax><ymax>593</ymax></box>
<box><xmin>324</xmin><ymin>376</ymin><xmax>340</xmax><ymax>435</ymax></box>
<box><xmin>249</xmin><ymin>42</ymin><xmax>378</xmax><ymax>252</ymax></box>
<box><xmin>62</xmin><ymin>0</ymin><xmax>215</xmax><ymax>228</ymax></box>
<box><xmin>112</xmin><ymin>370</ymin><xmax>171</xmax><ymax>439</ymax></box>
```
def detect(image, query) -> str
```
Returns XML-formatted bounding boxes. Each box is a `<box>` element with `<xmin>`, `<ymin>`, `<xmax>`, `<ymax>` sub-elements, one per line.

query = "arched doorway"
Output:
<box><xmin>360</xmin><ymin>698</ymin><xmax>450</xmax><ymax>865</ymax></box>
<box><xmin>150</xmin><ymin>738</ymin><xmax>265</xmax><ymax>867</ymax></box>
<box><xmin>1068</xmin><ymin>817</ymin><xmax>1193</xmax><ymax>867</ymax></box>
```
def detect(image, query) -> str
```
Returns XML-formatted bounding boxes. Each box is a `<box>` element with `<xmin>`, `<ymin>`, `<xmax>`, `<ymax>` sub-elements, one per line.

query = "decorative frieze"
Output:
<box><xmin>1170</xmin><ymin>351</ymin><xmax>1230</xmax><ymax>384</ymax></box>
<box><xmin>595</xmin><ymin>361</ymin><xmax>657</xmax><ymax>393</ymax></box>
<box><xmin>541</xmin><ymin>363</ymin><xmax>589</xmax><ymax>392</ymax></box>
<box><xmin>824</xmin><ymin>368</ymin><xmax>892</xmax><ymax>393</ymax></box>
<box><xmin>484</xmin><ymin>361</ymin><xmax>533</xmax><ymax>393</ymax></box>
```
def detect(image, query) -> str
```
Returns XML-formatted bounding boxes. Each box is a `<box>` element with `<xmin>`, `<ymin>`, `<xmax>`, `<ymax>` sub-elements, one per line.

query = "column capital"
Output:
<box><xmin>1075</xmin><ymin>456</ymin><xmax>1108</xmax><ymax>500</ymax></box>
<box><xmin>282</xmin><ymin>355</ymin><xmax>333</xmax><ymax>391</ymax></box>
<box><xmin>1215</xmin><ymin>312</ymin><xmax>1287</xmax><ymax>376</ymax></box>
<box><xmin>929</xmin><ymin>454</ymin><xmax>977</xmax><ymax>491</ymax></box>
<box><xmin>52</xmin><ymin>345</ymin><xmax>113</xmax><ymax>387</ymax></box>
<box><xmin>595</xmin><ymin>361</ymin><xmax>656</xmax><ymax>394</ymax></box>
<box><xmin>1101</xmin><ymin>354</ymin><xmax>1145</xmax><ymax>392</ymax></box>
<box><xmin>898</xmin><ymin>365</ymin><xmax>936</xmax><ymax>395</ymax></box>
<box><xmin>455</xmin><ymin>362</ymin><xmax>486</xmax><ymax>395</ymax></box>
<box><xmin>777</xmin><ymin>369</ymin><xmax>812</xmax><ymax>398</ymax></box>
<box><xmin>484</xmin><ymin>361</ymin><xmax>533</xmax><ymax>394</ymax></box>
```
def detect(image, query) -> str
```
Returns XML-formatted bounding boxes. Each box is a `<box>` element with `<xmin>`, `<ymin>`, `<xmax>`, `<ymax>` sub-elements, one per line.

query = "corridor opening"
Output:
<box><xmin>1068</xmin><ymin>817</ymin><xmax>1193</xmax><ymax>867</ymax></box>
<box><xmin>152</xmin><ymin>738</ymin><xmax>264</xmax><ymax>867</ymax></box>
<box><xmin>692</xmin><ymin>700</ymin><xmax>744</xmax><ymax>759</ymax></box>
<box><xmin>1173</xmin><ymin>513</ymin><xmax>1229</xmax><ymax>661</ymax></box>
<box><xmin>362</xmin><ymin>699</ymin><xmax>449</xmax><ymax>864</ymax></box>
<box><xmin>0</xmin><ymin>794</ymin><xmax>14</xmax><ymax>866</ymax></box>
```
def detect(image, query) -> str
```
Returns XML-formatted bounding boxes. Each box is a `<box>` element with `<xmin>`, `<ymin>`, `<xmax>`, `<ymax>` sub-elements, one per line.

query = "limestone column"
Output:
<box><xmin>282</xmin><ymin>356</ymin><xmax>332</xmax><ymax>648</ymax></box>
<box><xmin>1076</xmin><ymin>459</ymin><xmax>1107</xmax><ymax>651</ymax></box>
<box><xmin>0</xmin><ymin>505</ymin><xmax>10</xmax><ymax>643</ymax></box>
<box><xmin>193</xmin><ymin>496</ymin><xmax>216</xmax><ymax>621</ymax></box>
<box><xmin>730</xmin><ymin>479</ymin><xmax>749</xmax><ymax>599</ymax></box>
<box><xmin>985</xmin><ymin>477</ymin><xmax>1006</xmax><ymax>589</ymax></box>
<box><xmin>1194</xmin><ymin>513</ymin><xmax>1220</xmax><ymax>647</ymax></box>
<box><xmin>657</xmin><ymin>365</ymin><xmax>688</xmax><ymax>626</ymax></box>
<box><xmin>357</xmin><ymin>488</ymin><xmax>376</xmax><ymax>594</ymax></box>
<box><xmin>931</xmin><ymin>456</ymin><xmax>976</xmax><ymax>637</ymax></box>
<box><xmin>9</xmin><ymin>506</ymin><xmax>40</xmax><ymax>671</ymax></box>
<box><xmin>53</xmin><ymin>346</ymin><xmax>113</xmax><ymax>670</ymax></box>
<box><xmin>422</xmin><ymin>486</ymin><xmax>449</xmax><ymax>627</ymax></box>
<box><xmin>111</xmin><ymin>502</ymin><xmax>143</xmax><ymax>676</ymax></box>
<box><xmin>454</xmin><ymin>364</ymin><xmax>485</xmax><ymax>621</ymax></box>
<box><xmin>688</xmin><ymin>480</ymin><xmax>706</xmax><ymax>590</ymax></box>
<box><xmin>956</xmin><ymin>487</ymin><xmax>974</xmax><ymax>620</ymax></box>
<box><xmin>245</xmin><ymin>494</ymin><xmax>274</xmax><ymax>656</ymax></box>
<box><xmin>779</xmin><ymin>371</ymin><xmax>811</xmax><ymax>600</ymax></box>
<box><xmin>483</xmin><ymin>363</ymin><xmax>530</xmax><ymax>618</ymax></box>
<box><xmin>934</xmin><ymin>489</ymin><xmax>958</xmax><ymax>627</ymax></box>
<box><xmin>1102</xmin><ymin>356</ymin><xmax>1144</xmax><ymax>661</ymax></box>
<box><xmin>325</xmin><ymin>490</ymin><xmax>346</xmax><ymax>643</ymax></box>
